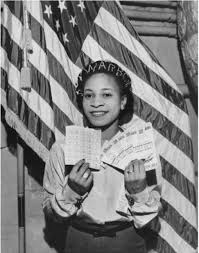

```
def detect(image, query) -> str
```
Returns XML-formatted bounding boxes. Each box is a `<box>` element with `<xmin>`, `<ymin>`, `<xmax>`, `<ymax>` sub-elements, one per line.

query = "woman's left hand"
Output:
<box><xmin>124</xmin><ymin>159</ymin><xmax>147</xmax><ymax>194</ymax></box>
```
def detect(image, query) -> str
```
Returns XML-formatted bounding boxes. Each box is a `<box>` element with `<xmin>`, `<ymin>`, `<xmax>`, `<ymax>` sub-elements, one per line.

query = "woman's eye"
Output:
<box><xmin>84</xmin><ymin>93</ymin><xmax>93</xmax><ymax>99</ymax></box>
<box><xmin>103</xmin><ymin>93</ymin><xmax>112</xmax><ymax>98</ymax></box>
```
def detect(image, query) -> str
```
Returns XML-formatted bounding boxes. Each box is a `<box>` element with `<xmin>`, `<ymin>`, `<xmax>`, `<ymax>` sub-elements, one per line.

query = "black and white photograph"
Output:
<box><xmin>1</xmin><ymin>1</ymin><xmax>198</xmax><ymax>252</ymax></box>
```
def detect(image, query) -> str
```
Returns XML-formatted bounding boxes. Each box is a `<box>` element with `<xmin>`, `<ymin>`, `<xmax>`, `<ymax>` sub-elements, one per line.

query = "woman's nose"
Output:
<box><xmin>91</xmin><ymin>96</ymin><xmax>104</xmax><ymax>107</ymax></box>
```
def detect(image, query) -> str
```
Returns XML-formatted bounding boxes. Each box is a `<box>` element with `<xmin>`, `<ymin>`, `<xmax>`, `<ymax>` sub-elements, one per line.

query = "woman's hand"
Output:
<box><xmin>124</xmin><ymin>159</ymin><xmax>147</xmax><ymax>194</ymax></box>
<box><xmin>68</xmin><ymin>159</ymin><xmax>93</xmax><ymax>196</ymax></box>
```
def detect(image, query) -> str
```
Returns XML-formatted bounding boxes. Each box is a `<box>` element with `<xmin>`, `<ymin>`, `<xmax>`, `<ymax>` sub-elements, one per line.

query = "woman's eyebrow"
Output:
<box><xmin>102</xmin><ymin>88</ymin><xmax>112</xmax><ymax>91</ymax></box>
<box><xmin>84</xmin><ymin>89</ymin><xmax>93</xmax><ymax>92</ymax></box>
<box><xmin>84</xmin><ymin>88</ymin><xmax>112</xmax><ymax>92</ymax></box>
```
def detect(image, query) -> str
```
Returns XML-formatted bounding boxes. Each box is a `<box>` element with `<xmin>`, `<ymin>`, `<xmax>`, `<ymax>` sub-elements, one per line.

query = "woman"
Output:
<box><xmin>43</xmin><ymin>61</ymin><xmax>162</xmax><ymax>253</ymax></box>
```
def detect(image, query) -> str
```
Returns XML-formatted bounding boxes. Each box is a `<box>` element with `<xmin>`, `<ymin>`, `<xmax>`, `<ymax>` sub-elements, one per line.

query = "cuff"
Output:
<box><xmin>51</xmin><ymin>184</ymin><xmax>88</xmax><ymax>218</ymax></box>
<box><xmin>126</xmin><ymin>187</ymin><xmax>150</xmax><ymax>206</ymax></box>
<box><xmin>130</xmin><ymin>190</ymin><xmax>161</xmax><ymax>214</ymax></box>
<box><xmin>116</xmin><ymin>183</ymin><xmax>161</xmax><ymax>222</ymax></box>
<box><xmin>61</xmin><ymin>184</ymin><xmax>82</xmax><ymax>203</ymax></box>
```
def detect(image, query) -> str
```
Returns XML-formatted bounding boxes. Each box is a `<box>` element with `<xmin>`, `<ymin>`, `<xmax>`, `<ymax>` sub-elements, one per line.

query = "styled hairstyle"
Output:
<box><xmin>76</xmin><ymin>60</ymin><xmax>134</xmax><ymax>125</ymax></box>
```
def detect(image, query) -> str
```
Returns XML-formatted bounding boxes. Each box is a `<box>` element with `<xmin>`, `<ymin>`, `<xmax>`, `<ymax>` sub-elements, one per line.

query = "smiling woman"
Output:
<box><xmin>77</xmin><ymin>61</ymin><xmax>134</xmax><ymax>128</ymax></box>
<box><xmin>82</xmin><ymin>73</ymin><xmax>126</xmax><ymax>139</ymax></box>
<box><xmin>43</xmin><ymin>60</ymin><xmax>162</xmax><ymax>253</ymax></box>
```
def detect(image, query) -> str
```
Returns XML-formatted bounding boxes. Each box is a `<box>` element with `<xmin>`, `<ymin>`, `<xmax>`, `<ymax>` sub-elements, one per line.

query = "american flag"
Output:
<box><xmin>1</xmin><ymin>1</ymin><xmax>197</xmax><ymax>252</ymax></box>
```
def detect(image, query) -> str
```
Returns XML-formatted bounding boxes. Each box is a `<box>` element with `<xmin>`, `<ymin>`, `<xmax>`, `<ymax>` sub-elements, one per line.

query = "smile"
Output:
<box><xmin>90</xmin><ymin>111</ymin><xmax>107</xmax><ymax>117</ymax></box>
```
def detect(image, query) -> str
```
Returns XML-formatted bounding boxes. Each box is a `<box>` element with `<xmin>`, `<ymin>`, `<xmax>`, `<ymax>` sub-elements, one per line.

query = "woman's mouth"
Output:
<box><xmin>90</xmin><ymin>111</ymin><xmax>107</xmax><ymax>117</ymax></box>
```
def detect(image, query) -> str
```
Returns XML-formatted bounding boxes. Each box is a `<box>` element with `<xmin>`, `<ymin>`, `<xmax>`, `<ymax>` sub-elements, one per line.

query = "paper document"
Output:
<box><xmin>101</xmin><ymin>122</ymin><xmax>159</xmax><ymax>185</ymax></box>
<box><xmin>64</xmin><ymin>123</ymin><xmax>159</xmax><ymax>185</ymax></box>
<box><xmin>64</xmin><ymin>126</ymin><xmax>101</xmax><ymax>169</ymax></box>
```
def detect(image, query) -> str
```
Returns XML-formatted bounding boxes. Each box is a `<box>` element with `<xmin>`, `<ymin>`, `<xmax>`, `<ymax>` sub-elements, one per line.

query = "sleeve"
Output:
<box><xmin>116</xmin><ymin>183</ymin><xmax>162</xmax><ymax>228</ymax></box>
<box><xmin>43</xmin><ymin>142</ymin><xmax>86</xmax><ymax>221</ymax></box>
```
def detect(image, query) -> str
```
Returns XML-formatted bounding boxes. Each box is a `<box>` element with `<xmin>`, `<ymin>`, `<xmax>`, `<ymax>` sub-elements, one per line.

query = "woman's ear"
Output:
<box><xmin>121</xmin><ymin>96</ymin><xmax>127</xmax><ymax>110</ymax></box>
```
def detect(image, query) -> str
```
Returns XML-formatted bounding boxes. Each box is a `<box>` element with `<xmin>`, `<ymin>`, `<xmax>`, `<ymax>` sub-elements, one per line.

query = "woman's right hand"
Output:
<box><xmin>67</xmin><ymin>159</ymin><xmax>93</xmax><ymax>196</ymax></box>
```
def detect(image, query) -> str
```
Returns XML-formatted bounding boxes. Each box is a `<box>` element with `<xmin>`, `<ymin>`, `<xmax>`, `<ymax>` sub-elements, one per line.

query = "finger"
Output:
<box><xmin>82</xmin><ymin>169</ymin><xmax>91</xmax><ymax>180</ymax></box>
<box><xmin>86</xmin><ymin>173</ymin><xmax>93</xmax><ymax>185</ymax></box>
<box><xmin>71</xmin><ymin>159</ymin><xmax>85</xmax><ymax>174</ymax></box>
<box><xmin>78</xmin><ymin>163</ymin><xmax>90</xmax><ymax>178</ymax></box>
<box><xmin>130</xmin><ymin>160</ymin><xmax>139</xmax><ymax>178</ymax></box>
<box><xmin>130</xmin><ymin>162</ymin><xmax>135</xmax><ymax>173</ymax></box>
<box><xmin>132</xmin><ymin>159</ymin><xmax>140</xmax><ymax>172</ymax></box>
<box><xmin>139</xmin><ymin>161</ymin><xmax>146</xmax><ymax>179</ymax></box>
<box><xmin>124</xmin><ymin>166</ymin><xmax>133</xmax><ymax>180</ymax></box>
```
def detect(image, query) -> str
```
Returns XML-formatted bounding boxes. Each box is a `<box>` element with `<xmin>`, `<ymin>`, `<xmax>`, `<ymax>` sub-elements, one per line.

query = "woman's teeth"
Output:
<box><xmin>91</xmin><ymin>111</ymin><xmax>106</xmax><ymax>116</ymax></box>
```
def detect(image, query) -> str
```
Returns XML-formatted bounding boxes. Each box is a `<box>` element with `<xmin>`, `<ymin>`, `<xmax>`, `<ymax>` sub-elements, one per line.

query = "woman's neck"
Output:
<box><xmin>101</xmin><ymin>120</ymin><xmax>120</xmax><ymax>145</ymax></box>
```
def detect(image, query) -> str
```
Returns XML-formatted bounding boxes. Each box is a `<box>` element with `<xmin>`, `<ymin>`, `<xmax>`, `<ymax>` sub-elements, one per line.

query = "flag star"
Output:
<box><xmin>58</xmin><ymin>0</ymin><xmax>67</xmax><ymax>14</ymax></box>
<box><xmin>44</xmin><ymin>4</ymin><xmax>52</xmax><ymax>19</ymax></box>
<box><xmin>55</xmin><ymin>20</ymin><xmax>60</xmax><ymax>31</ymax></box>
<box><xmin>63</xmin><ymin>33</ymin><xmax>69</xmax><ymax>43</ymax></box>
<box><xmin>69</xmin><ymin>15</ymin><xmax>77</xmax><ymax>27</ymax></box>
<box><xmin>77</xmin><ymin>0</ymin><xmax>85</xmax><ymax>13</ymax></box>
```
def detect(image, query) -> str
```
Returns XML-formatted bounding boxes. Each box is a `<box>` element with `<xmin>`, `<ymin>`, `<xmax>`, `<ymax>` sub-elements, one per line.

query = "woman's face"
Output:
<box><xmin>82</xmin><ymin>73</ymin><xmax>126</xmax><ymax>129</ymax></box>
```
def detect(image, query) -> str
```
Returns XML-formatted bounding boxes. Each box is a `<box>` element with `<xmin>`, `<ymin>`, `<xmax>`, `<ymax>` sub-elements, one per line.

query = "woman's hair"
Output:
<box><xmin>76</xmin><ymin>60</ymin><xmax>134</xmax><ymax>125</ymax></box>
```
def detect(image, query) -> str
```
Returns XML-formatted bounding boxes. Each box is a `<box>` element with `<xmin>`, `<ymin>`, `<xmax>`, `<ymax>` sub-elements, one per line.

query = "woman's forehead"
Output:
<box><xmin>84</xmin><ymin>73</ymin><xmax>119</xmax><ymax>91</ymax></box>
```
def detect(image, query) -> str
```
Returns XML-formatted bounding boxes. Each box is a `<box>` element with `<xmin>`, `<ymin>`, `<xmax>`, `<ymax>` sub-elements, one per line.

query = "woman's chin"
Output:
<box><xmin>89</xmin><ymin>121</ymin><xmax>118</xmax><ymax>131</ymax></box>
<box><xmin>84</xmin><ymin>115</ymin><xmax>119</xmax><ymax>130</ymax></box>
<box><xmin>89</xmin><ymin>122</ymin><xmax>107</xmax><ymax>129</ymax></box>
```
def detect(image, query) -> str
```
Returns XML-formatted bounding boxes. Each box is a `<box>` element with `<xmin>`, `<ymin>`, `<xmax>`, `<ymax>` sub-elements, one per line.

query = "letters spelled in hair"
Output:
<box><xmin>76</xmin><ymin>61</ymin><xmax>132</xmax><ymax>95</ymax></box>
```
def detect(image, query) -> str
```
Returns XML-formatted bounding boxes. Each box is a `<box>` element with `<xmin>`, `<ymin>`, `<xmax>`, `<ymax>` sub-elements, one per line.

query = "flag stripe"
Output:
<box><xmin>49</xmin><ymin>75</ymin><xmax>83</xmax><ymax>126</ymax></box>
<box><xmin>159</xmin><ymin>218</ymin><xmax>196</xmax><ymax>253</ymax></box>
<box><xmin>40</xmin><ymin>1</ymin><xmax>103</xmax><ymax>63</ymax></box>
<box><xmin>1</xmin><ymin>24</ymin><xmax>23</xmax><ymax>70</ymax></box>
<box><xmin>2</xmin><ymin>2</ymin><xmax>82</xmax><ymax>141</ymax></box>
<box><xmin>81</xmin><ymin>39</ymin><xmax>193</xmax><ymax>160</ymax></box>
<box><xmin>160</xmin><ymin>199</ymin><xmax>197</xmax><ymax>249</ymax></box>
<box><xmin>30</xmin><ymin>29</ymin><xmax>83</xmax><ymax>125</ymax></box>
<box><xmin>102</xmin><ymin>2</ymin><xmax>183</xmax><ymax>94</ymax></box>
<box><xmin>1</xmin><ymin>68</ymin><xmax>65</xmax><ymax>155</ymax></box>
<box><xmin>1</xmin><ymin>23</ymin><xmax>52</xmax><ymax>107</ymax></box>
<box><xmin>1</xmin><ymin>48</ymin><xmax>55</xmax><ymax>132</ymax></box>
<box><xmin>30</xmin><ymin>63</ymin><xmax>53</xmax><ymax>106</ymax></box>
<box><xmin>25</xmin><ymin>1</ymin><xmax>82</xmax><ymax>84</ymax></box>
<box><xmin>1</xmin><ymin>6</ymin><xmax>53</xmax><ymax>107</ymax></box>
<box><xmin>47</xmin><ymin>50</ymin><xmax>78</xmax><ymax>104</ymax></box>
<box><xmin>94</xmin><ymin>7</ymin><xmax>187</xmax><ymax>114</ymax></box>
<box><xmin>29</xmin><ymin>13</ymin><xmax>83</xmax><ymax>125</ymax></box>
<box><xmin>162</xmin><ymin>179</ymin><xmax>197</xmax><ymax>229</ymax></box>
<box><xmin>89</xmin><ymin>25</ymin><xmax>190</xmax><ymax>138</ymax></box>
<box><xmin>1</xmin><ymin>43</ymin><xmax>80</xmax><ymax>138</ymax></box>
<box><xmin>2</xmin><ymin>10</ymin><xmax>83</xmax><ymax>127</ymax></box>
<box><xmin>161</xmin><ymin>157</ymin><xmax>196</xmax><ymax>206</ymax></box>
<box><xmin>2</xmin><ymin>3</ymin><xmax>23</xmax><ymax>48</ymax></box>
<box><xmin>1</xmin><ymin>68</ymin><xmax>55</xmax><ymax>150</ymax></box>
<box><xmin>155</xmin><ymin>235</ymin><xmax>176</xmax><ymax>253</ymax></box>
<box><xmin>29</xmin><ymin>13</ymin><xmax>79</xmax><ymax>106</ymax></box>
<box><xmin>4</xmin><ymin>1</ymin><xmax>23</xmax><ymax>23</ymax></box>
<box><xmin>53</xmin><ymin>103</ymin><xmax>74</xmax><ymax>134</ymax></box>
<box><xmin>54</xmin><ymin>127</ymin><xmax>65</xmax><ymax>143</ymax></box>
<box><xmin>30</xmin><ymin>24</ymin><xmax>83</xmax><ymax>126</ymax></box>
<box><xmin>30</xmin><ymin>11</ymin><xmax>47</xmax><ymax>53</ymax></box>
<box><xmin>1</xmin><ymin>36</ymin><xmax>81</xmax><ymax>134</ymax></box>
<box><xmin>43</xmin><ymin>20</ymin><xmax>81</xmax><ymax>85</ymax></box>
<box><xmin>2</xmin><ymin>4</ymin><xmax>73</xmax><ymax>107</ymax></box>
